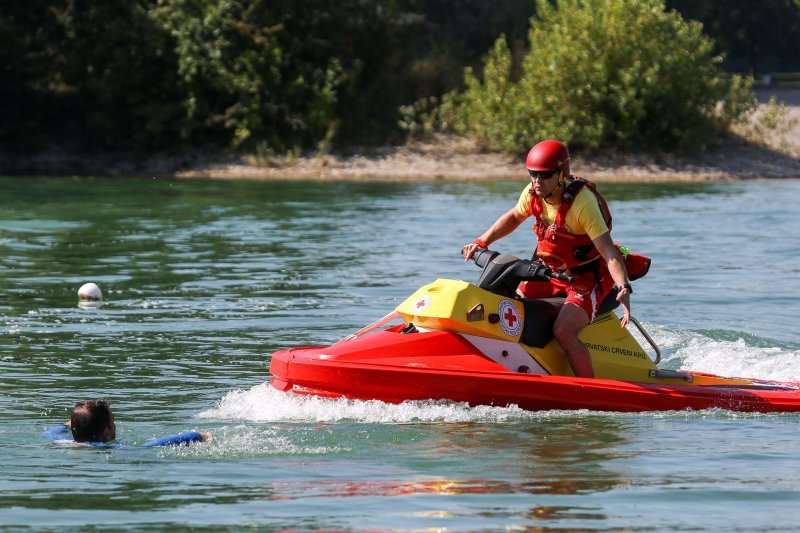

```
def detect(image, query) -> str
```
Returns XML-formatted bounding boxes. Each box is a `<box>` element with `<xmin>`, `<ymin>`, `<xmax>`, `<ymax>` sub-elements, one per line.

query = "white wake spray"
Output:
<box><xmin>649</xmin><ymin>325</ymin><xmax>800</xmax><ymax>383</ymax></box>
<box><xmin>200</xmin><ymin>382</ymin><xmax>549</xmax><ymax>424</ymax></box>
<box><xmin>200</xmin><ymin>325</ymin><xmax>800</xmax><ymax>426</ymax></box>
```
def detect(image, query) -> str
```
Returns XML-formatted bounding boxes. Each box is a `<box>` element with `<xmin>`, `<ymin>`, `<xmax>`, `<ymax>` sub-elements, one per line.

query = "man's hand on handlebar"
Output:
<box><xmin>461</xmin><ymin>242</ymin><xmax>482</xmax><ymax>261</ymax></box>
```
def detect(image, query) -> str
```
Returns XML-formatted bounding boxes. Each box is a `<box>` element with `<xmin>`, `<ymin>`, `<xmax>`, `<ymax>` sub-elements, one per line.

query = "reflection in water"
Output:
<box><xmin>270</xmin><ymin>478</ymin><xmax>520</xmax><ymax>499</ymax></box>
<box><xmin>519</xmin><ymin>417</ymin><xmax>634</xmax><ymax>494</ymax></box>
<box><xmin>425</xmin><ymin>417</ymin><xmax>635</xmax><ymax>496</ymax></box>
<box><xmin>247</xmin><ymin>416</ymin><xmax>636</xmax><ymax>510</ymax></box>
<box><xmin>525</xmin><ymin>505</ymin><xmax>608</xmax><ymax>522</ymax></box>
<box><xmin>252</xmin><ymin>417</ymin><xmax>630</xmax><ymax>526</ymax></box>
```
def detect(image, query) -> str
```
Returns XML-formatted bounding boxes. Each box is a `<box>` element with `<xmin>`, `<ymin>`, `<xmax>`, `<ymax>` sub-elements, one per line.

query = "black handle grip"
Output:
<box><xmin>551</xmin><ymin>271</ymin><xmax>575</xmax><ymax>283</ymax></box>
<box><xmin>472</xmin><ymin>248</ymin><xmax>498</xmax><ymax>268</ymax></box>
<box><xmin>526</xmin><ymin>262</ymin><xmax>574</xmax><ymax>283</ymax></box>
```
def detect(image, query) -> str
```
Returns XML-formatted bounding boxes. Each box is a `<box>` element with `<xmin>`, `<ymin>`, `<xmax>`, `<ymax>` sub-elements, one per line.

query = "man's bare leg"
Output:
<box><xmin>553</xmin><ymin>303</ymin><xmax>594</xmax><ymax>378</ymax></box>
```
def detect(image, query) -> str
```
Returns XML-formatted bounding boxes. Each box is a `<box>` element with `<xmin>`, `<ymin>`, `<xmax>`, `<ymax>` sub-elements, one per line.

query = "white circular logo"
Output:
<box><xmin>498</xmin><ymin>300</ymin><xmax>523</xmax><ymax>337</ymax></box>
<box><xmin>413</xmin><ymin>295</ymin><xmax>432</xmax><ymax>312</ymax></box>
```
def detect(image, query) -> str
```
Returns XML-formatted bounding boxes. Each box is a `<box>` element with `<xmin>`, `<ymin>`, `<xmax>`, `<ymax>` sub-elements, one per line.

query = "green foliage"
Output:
<box><xmin>452</xmin><ymin>37</ymin><xmax>517</xmax><ymax>151</ymax></box>
<box><xmin>0</xmin><ymin>0</ymin><xmax>420</xmax><ymax>152</ymax></box>
<box><xmin>155</xmin><ymin>0</ymin><xmax>344</xmax><ymax>151</ymax></box>
<box><xmin>441</xmin><ymin>0</ymin><xmax>757</xmax><ymax>152</ymax></box>
<box><xmin>0</xmin><ymin>1</ymin><xmax>184</xmax><ymax>149</ymax></box>
<box><xmin>154</xmin><ymin>0</ymin><xmax>431</xmax><ymax>152</ymax></box>
<box><xmin>67</xmin><ymin>1</ymin><xmax>184</xmax><ymax>147</ymax></box>
<box><xmin>667</xmin><ymin>0</ymin><xmax>800</xmax><ymax>75</ymax></box>
<box><xmin>399</xmin><ymin>96</ymin><xmax>443</xmax><ymax>138</ymax></box>
<box><xmin>740</xmin><ymin>96</ymin><xmax>800</xmax><ymax>153</ymax></box>
<box><xmin>1</xmin><ymin>0</ymin><xmax>784</xmax><ymax>155</ymax></box>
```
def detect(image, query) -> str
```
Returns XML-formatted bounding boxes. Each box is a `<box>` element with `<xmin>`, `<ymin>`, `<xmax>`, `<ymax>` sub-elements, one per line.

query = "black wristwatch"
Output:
<box><xmin>615</xmin><ymin>282</ymin><xmax>633</xmax><ymax>294</ymax></box>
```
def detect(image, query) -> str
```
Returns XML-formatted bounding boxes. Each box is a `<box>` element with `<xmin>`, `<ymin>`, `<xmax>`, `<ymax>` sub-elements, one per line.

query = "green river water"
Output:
<box><xmin>2</xmin><ymin>176</ymin><xmax>800</xmax><ymax>530</ymax></box>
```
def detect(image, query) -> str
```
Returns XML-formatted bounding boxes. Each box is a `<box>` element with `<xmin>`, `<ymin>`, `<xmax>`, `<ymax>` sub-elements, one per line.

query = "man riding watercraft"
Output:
<box><xmin>462</xmin><ymin>140</ymin><xmax>645</xmax><ymax>378</ymax></box>
<box><xmin>269</xmin><ymin>146</ymin><xmax>800</xmax><ymax>411</ymax></box>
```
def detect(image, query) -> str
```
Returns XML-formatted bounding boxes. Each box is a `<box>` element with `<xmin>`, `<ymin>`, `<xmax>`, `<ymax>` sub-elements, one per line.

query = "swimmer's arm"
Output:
<box><xmin>140</xmin><ymin>431</ymin><xmax>212</xmax><ymax>447</ymax></box>
<box><xmin>42</xmin><ymin>424</ymin><xmax>72</xmax><ymax>441</ymax></box>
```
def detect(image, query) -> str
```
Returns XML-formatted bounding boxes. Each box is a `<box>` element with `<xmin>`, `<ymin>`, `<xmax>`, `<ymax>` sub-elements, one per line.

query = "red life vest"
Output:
<box><xmin>528</xmin><ymin>177</ymin><xmax>612</xmax><ymax>272</ymax></box>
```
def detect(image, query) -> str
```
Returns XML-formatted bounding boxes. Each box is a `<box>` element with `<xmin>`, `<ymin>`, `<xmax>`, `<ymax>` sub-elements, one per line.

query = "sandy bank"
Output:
<box><xmin>175</xmin><ymin>88</ymin><xmax>800</xmax><ymax>183</ymax></box>
<box><xmin>3</xmin><ymin>89</ymin><xmax>799</xmax><ymax>183</ymax></box>
<box><xmin>175</xmin><ymin>132</ymin><xmax>800</xmax><ymax>183</ymax></box>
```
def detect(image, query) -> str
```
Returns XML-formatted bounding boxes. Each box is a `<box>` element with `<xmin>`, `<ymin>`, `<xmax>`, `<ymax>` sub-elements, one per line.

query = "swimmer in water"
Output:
<box><xmin>43</xmin><ymin>400</ymin><xmax>211</xmax><ymax>448</ymax></box>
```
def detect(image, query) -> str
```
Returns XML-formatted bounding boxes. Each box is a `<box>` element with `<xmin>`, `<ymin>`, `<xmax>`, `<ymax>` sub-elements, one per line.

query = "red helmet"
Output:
<box><xmin>525</xmin><ymin>140</ymin><xmax>570</xmax><ymax>176</ymax></box>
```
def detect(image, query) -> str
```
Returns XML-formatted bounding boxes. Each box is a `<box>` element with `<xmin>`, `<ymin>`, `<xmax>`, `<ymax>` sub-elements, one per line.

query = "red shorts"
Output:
<box><xmin>517</xmin><ymin>267</ymin><xmax>616</xmax><ymax>322</ymax></box>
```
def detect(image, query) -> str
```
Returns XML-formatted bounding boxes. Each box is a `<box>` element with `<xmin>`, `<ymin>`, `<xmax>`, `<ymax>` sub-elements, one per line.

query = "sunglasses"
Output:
<box><xmin>528</xmin><ymin>169</ymin><xmax>559</xmax><ymax>181</ymax></box>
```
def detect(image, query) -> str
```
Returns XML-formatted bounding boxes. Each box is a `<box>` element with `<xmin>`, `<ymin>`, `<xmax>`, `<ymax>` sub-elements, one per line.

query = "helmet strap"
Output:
<box><xmin>543</xmin><ymin>171</ymin><xmax>564</xmax><ymax>201</ymax></box>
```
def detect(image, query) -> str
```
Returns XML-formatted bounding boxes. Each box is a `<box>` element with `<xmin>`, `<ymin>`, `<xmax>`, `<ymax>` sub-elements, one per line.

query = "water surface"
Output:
<box><xmin>2</xmin><ymin>176</ymin><xmax>799</xmax><ymax>530</ymax></box>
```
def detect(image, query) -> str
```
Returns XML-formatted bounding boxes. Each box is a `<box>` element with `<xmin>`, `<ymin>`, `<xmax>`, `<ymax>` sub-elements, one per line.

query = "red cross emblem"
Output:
<box><xmin>497</xmin><ymin>300</ymin><xmax>522</xmax><ymax>336</ymax></box>
<box><xmin>414</xmin><ymin>295</ymin><xmax>431</xmax><ymax>311</ymax></box>
<box><xmin>503</xmin><ymin>308</ymin><xmax>518</xmax><ymax>327</ymax></box>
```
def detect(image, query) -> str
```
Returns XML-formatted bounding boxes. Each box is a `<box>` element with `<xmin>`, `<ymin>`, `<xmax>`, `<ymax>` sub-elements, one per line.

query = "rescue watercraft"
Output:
<box><xmin>270</xmin><ymin>250</ymin><xmax>800</xmax><ymax>412</ymax></box>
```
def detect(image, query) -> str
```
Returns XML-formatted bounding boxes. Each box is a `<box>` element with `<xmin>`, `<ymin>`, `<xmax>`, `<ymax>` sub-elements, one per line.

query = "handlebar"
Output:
<box><xmin>472</xmin><ymin>248</ymin><xmax>498</xmax><ymax>268</ymax></box>
<box><xmin>551</xmin><ymin>270</ymin><xmax>575</xmax><ymax>283</ymax></box>
<box><xmin>469</xmin><ymin>247</ymin><xmax>575</xmax><ymax>284</ymax></box>
<box><xmin>524</xmin><ymin>261</ymin><xmax>575</xmax><ymax>284</ymax></box>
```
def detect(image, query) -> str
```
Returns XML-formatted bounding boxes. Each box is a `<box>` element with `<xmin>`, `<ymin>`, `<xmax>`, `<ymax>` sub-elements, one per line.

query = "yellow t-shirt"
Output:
<box><xmin>515</xmin><ymin>183</ymin><xmax>609</xmax><ymax>240</ymax></box>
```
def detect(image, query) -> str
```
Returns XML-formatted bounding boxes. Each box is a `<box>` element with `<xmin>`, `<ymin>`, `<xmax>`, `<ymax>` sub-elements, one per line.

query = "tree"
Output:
<box><xmin>667</xmin><ymin>0</ymin><xmax>800</xmax><ymax>75</ymax></box>
<box><xmin>156</xmin><ymin>0</ymin><xmax>421</xmax><ymax>152</ymax></box>
<box><xmin>442</xmin><ymin>0</ymin><xmax>755</xmax><ymax>152</ymax></box>
<box><xmin>0</xmin><ymin>1</ymin><xmax>183</xmax><ymax>149</ymax></box>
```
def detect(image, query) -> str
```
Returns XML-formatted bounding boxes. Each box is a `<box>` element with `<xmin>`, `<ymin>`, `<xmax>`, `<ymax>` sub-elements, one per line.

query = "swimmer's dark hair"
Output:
<box><xmin>70</xmin><ymin>400</ymin><xmax>116</xmax><ymax>443</ymax></box>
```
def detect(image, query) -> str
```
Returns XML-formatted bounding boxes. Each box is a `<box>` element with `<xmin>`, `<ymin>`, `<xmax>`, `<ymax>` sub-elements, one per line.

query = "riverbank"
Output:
<box><xmin>175</xmin><ymin>87</ymin><xmax>800</xmax><ymax>182</ymax></box>
<box><xmin>3</xmin><ymin>88</ymin><xmax>799</xmax><ymax>182</ymax></box>
<box><xmin>174</xmin><ymin>131</ymin><xmax>800</xmax><ymax>182</ymax></box>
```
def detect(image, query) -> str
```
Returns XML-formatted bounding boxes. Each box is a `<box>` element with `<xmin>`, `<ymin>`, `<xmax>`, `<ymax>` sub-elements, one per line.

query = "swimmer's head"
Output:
<box><xmin>70</xmin><ymin>400</ymin><xmax>116</xmax><ymax>443</ymax></box>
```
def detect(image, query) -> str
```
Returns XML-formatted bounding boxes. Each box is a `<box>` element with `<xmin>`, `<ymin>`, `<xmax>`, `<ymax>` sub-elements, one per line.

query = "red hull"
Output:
<box><xmin>269</xmin><ymin>330</ymin><xmax>800</xmax><ymax>413</ymax></box>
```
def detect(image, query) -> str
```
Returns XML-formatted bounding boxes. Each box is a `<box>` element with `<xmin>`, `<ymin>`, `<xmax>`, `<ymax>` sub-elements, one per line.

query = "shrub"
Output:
<box><xmin>156</xmin><ymin>0</ymin><xmax>418</xmax><ymax>152</ymax></box>
<box><xmin>155</xmin><ymin>0</ymin><xmax>343</xmax><ymax>152</ymax></box>
<box><xmin>438</xmin><ymin>0</ymin><xmax>756</xmax><ymax>152</ymax></box>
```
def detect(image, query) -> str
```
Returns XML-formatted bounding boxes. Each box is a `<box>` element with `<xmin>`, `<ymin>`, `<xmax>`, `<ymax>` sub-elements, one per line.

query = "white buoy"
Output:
<box><xmin>78</xmin><ymin>283</ymin><xmax>103</xmax><ymax>306</ymax></box>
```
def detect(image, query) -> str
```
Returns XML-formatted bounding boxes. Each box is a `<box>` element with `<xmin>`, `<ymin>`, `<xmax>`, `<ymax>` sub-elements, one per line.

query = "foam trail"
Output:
<box><xmin>158</xmin><ymin>423</ymin><xmax>349</xmax><ymax>458</ymax></box>
<box><xmin>649</xmin><ymin>325</ymin><xmax>800</xmax><ymax>382</ymax></box>
<box><xmin>201</xmin><ymin>382</ymin><xmax>569</xmax><ymax>424</ymax></box>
